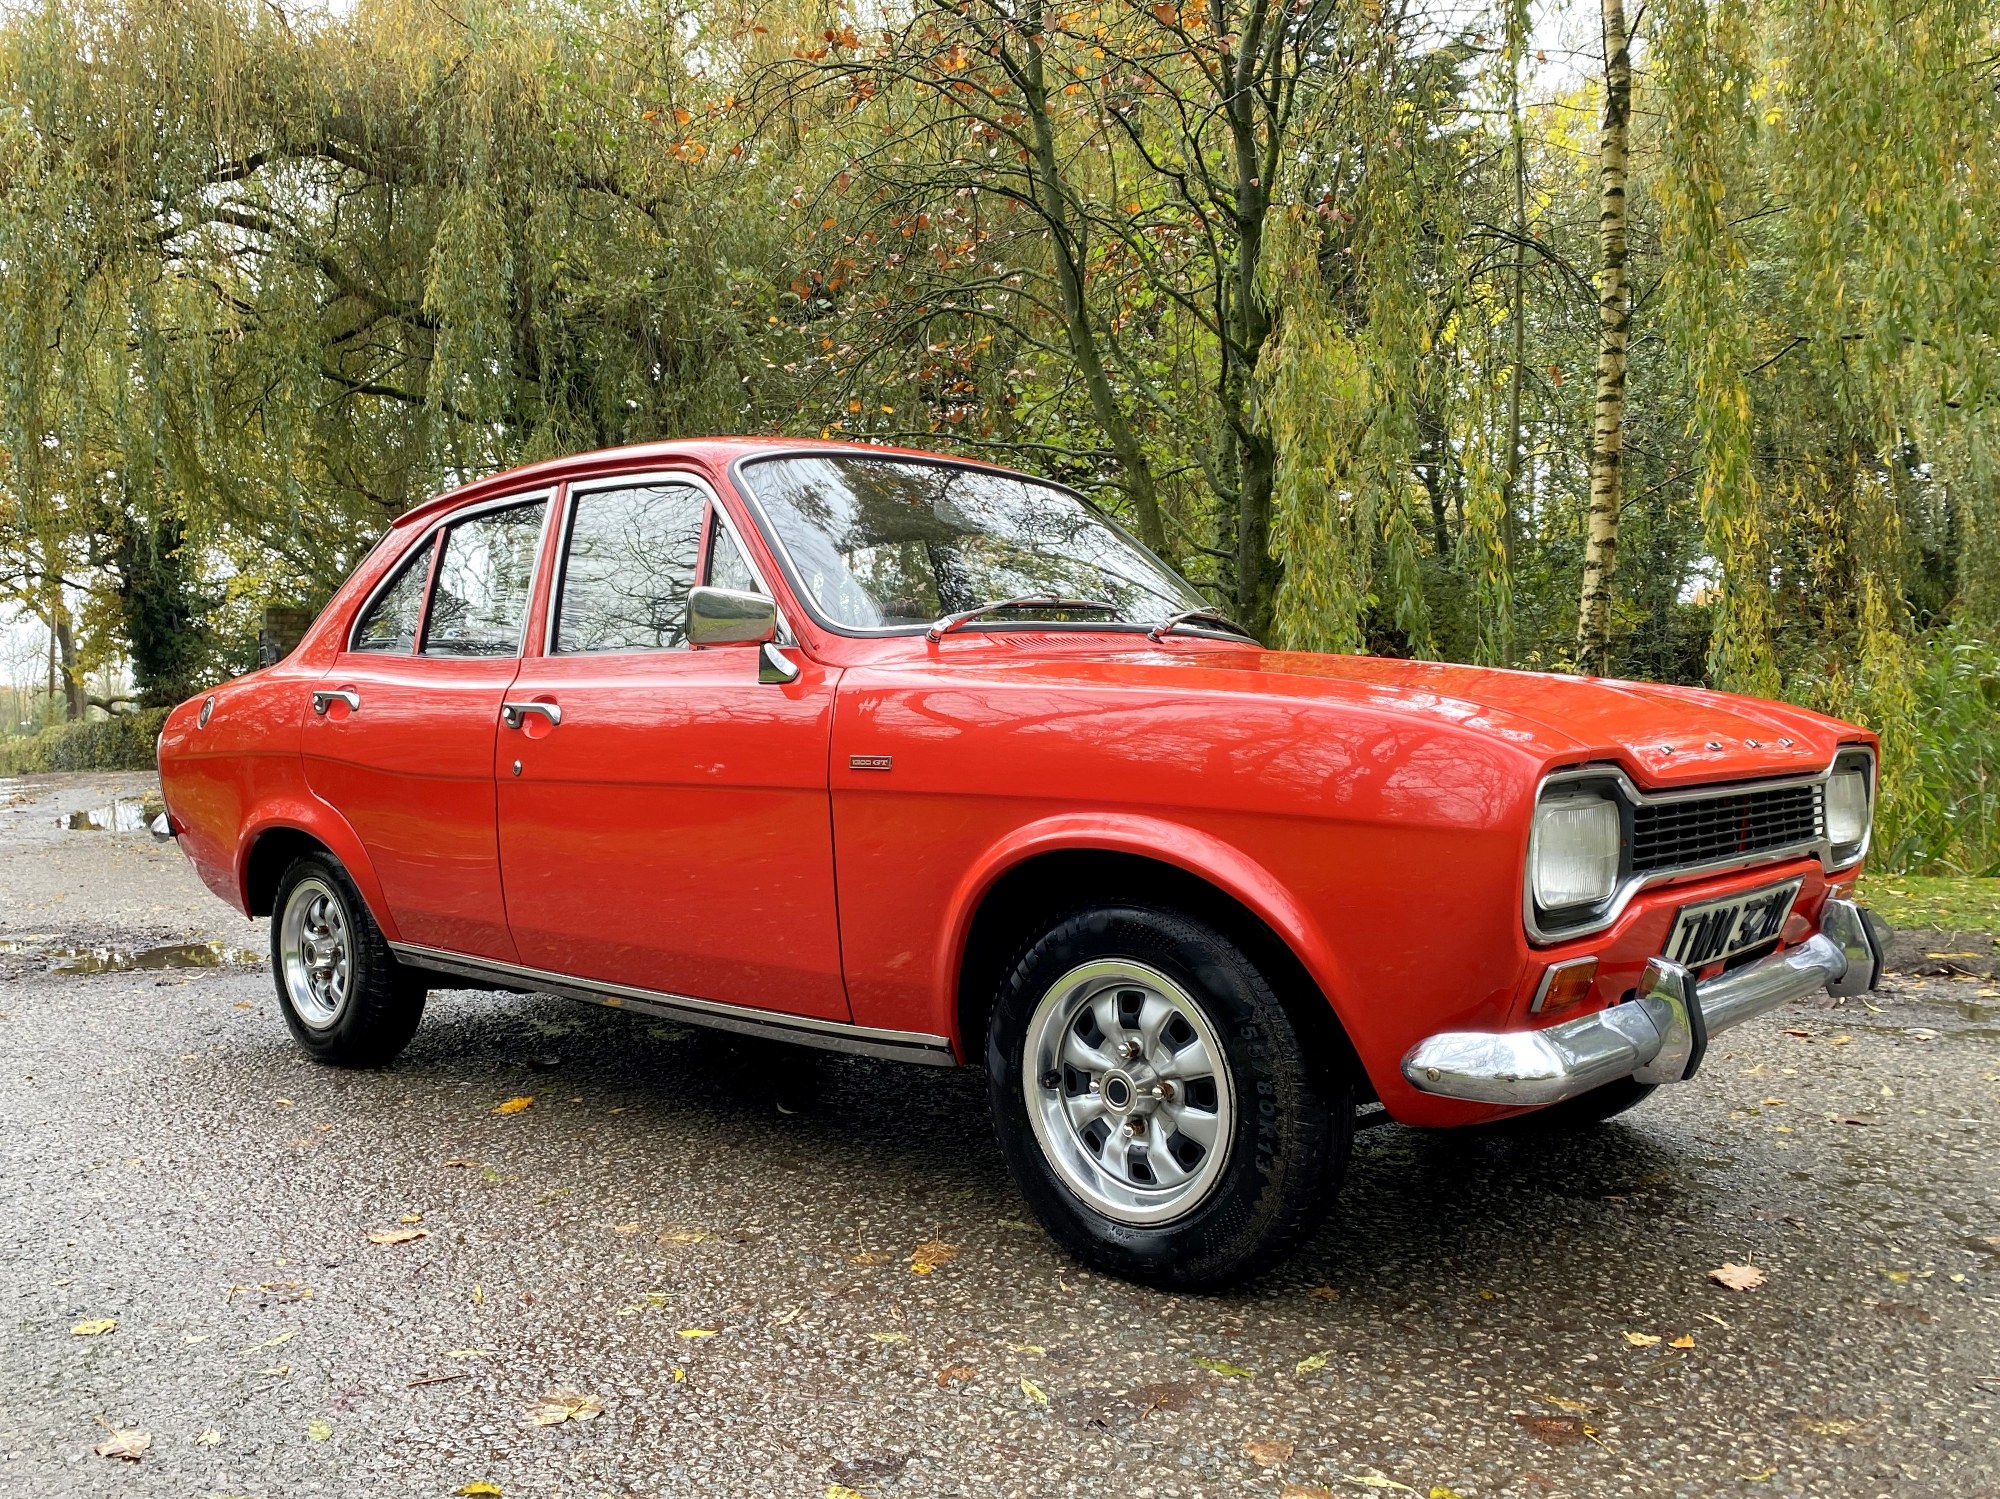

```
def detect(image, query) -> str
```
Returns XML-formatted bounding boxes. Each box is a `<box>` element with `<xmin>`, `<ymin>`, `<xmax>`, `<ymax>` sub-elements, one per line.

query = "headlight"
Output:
<box><xmin>1531</xmin><ymin>791</ymin><xmax>1623</xmax><ymax>911</ymax></box>
<box><xmin>1826</xmin><ymin>753</ymin><xmax>1873</xmax><ymax>863</ymax></box>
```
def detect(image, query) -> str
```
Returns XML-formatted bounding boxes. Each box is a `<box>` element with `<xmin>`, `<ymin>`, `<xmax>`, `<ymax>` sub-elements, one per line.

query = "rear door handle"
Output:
<box><xmin>501</xmin><ymin>701</ymin><xmax>562</xmax><ymax>730</ymax></box>
<box><xmin>311</xmin><ymin>689</ymin><xmax>360</xmax><ymax>716</ymax></box>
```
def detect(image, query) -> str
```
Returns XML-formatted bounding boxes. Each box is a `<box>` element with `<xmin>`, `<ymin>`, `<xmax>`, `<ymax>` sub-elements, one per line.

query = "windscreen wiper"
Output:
<box><xmin>927</xmin><ymin>595</ymin><xmax>1122</xmax><ymax>642</ymax></box>
<box><xmin>1146</xmin><ymin>608</ymin><xmax>1259</xmax><ymax>643</ymax></box>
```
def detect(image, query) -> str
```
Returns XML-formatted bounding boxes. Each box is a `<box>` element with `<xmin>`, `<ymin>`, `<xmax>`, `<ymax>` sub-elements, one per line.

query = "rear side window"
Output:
<box><xmin>423</xmin><ymin>500</ymin><xmax>547</xmax><ymax>657</ymax></box>
<box><xmin>554</xmin><ymin>482</ymin><xmax>710</xmax><ymax>653</ymax></box>
<box><xmin>351</xmin><ymin>540</ymin><xmax>434</xmax><ymax>653</ymax></box>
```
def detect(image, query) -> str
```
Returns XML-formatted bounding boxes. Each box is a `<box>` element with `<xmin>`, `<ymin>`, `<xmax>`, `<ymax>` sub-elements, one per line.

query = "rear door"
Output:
<box><xmin>301</xmin><ymin>492</ymin><xmax>552</xmax><ymax>962</ymax></box>
<box><xmin>494</xmin><ymin>471</ymin><xmax>848</xmax><ymax>1020</ymax></box>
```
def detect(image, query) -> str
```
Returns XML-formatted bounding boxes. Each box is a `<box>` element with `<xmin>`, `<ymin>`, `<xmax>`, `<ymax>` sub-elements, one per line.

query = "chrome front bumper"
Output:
<box><xmin>1403</xmin><ymin>898</ymin><xmax>1886</xmax><ymax>1107</ymax></box>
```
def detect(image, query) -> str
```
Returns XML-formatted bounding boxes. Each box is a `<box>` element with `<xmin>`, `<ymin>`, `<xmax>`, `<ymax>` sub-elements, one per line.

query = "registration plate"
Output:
<box><xmin>1663</xmin><ymin>879</ymin><xmax>1803</xmax><ymax>969</ymax></box>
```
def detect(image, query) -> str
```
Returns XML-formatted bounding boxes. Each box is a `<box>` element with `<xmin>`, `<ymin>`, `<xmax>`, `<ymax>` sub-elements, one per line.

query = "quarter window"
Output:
<box><xmin>422</xmin><ymin>501</ymin><xmax>547</xmax><ymax>657</ymax></box>
<box><xmin>351</xmin><ymin>539</ymin><xmax>435</xmax><ymax>653</ymax></box>
<box><xmin>554</xmin><ymin>483</ymin><xmax>712</xmax><ymax>653</ymax></box>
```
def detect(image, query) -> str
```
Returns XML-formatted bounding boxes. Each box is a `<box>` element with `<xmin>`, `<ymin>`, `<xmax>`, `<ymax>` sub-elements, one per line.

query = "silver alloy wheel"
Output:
<box><xmin>279</xmin><ymin>876</ymin><xmax>352</xmax><ymax>1031</ymax></box>
<box><xmin>1023</xmin><ymin>959</ymin><xmax>1235</xmax><ymax>1226</ymax></box>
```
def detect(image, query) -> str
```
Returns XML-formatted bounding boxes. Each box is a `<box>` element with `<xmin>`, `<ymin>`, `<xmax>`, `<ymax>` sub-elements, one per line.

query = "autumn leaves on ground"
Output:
<box><xmin>0</xmin><ymin>770</ymin><xmax>1993</xmax><ymax>1496</ymax></box>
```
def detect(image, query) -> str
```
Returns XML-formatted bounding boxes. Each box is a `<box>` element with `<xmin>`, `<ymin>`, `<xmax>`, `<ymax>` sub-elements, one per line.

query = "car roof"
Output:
<box><xmin>393</xmin><ymin>435</ymin><xmax>996</xmax><ymax>530</ymax></box>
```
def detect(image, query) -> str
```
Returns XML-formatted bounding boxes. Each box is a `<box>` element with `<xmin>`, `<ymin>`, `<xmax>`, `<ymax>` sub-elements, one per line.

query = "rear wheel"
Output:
<box><xmin>271</xmin><ymin>853</ymin><xmax>426</xmax><ymax>1067</ymax></box>
<box><xmin>987</xmin><ymin>904</ymin><xmax>1349</xmax><ymax>1290</ymax></box>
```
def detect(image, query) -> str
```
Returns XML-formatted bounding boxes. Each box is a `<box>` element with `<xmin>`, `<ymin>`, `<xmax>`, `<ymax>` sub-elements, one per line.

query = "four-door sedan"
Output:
<box><xmin>158</xmin><ymin>438</ymin><xmax>1888</xmax><ymax>1288</ymax></box>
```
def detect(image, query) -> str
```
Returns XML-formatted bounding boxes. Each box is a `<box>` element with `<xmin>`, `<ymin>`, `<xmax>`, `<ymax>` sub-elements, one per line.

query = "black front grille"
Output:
<box><xmin>1630</xmin><ymin>783</ymin><xmax>1823</xmax><ymax>874</ymax></box>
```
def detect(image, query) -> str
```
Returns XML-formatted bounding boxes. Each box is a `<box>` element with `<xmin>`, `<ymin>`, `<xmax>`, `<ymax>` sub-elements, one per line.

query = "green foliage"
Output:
<box><xmin>0</xmin><ymin>707</ymin><xmax>168</xmax><ymax>774</ymax></box>
<box><xmin>0</xmin><ymin>0</ymin><xmax>1991</xmax><ymax>876</ymax></box>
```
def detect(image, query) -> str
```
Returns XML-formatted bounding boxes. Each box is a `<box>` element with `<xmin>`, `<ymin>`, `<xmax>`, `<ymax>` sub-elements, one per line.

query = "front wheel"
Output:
<box><xmin>987</xmin><ymin>904</ymin><xmax>1349</xmax><ymax>1290</ymax></box>
<box><xmin>271</xmin><ymin>853</ymin><xmax>426</xmax><ymax>1067</ymax></box>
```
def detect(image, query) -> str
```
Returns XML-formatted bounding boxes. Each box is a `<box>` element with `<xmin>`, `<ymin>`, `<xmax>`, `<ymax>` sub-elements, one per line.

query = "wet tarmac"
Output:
<box><xmin>0</xmin><ymin>772</ymin><xmax>1995</xmax><ymax>1497</ymax></box>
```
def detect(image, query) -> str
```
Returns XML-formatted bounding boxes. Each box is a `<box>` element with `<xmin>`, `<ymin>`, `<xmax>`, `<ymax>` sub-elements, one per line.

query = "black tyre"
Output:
<box><xmin>1497</xmin><ymin>1076</ymin><xmax>1657</xmax><ymax>1130</ymax></box>
<box><xmin>987</xmin><ymin>904</ymin><xmax>1349</xmax><ymax>1290</ymax></box>
<box><xmin>270</xmin><ymin>852</ymin><xmax>426</xmax><ymax>1067</ymax></box>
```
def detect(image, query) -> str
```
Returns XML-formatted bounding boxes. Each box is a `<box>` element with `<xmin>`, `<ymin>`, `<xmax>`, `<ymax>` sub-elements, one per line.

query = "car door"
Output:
<box><xmin>301</xmin><ymin>491</ymin><xmax>552</xmax><ymax>963</ymax></box>
<box><xmin>495</xmin><ymin>472</ymin><xmax>849</xmax><ymax>1021</ymax></box>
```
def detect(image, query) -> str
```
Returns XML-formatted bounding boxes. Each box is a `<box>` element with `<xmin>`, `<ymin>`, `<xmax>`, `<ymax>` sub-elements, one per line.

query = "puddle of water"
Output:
<box><xmin>58</xmin><ymin>799</ymin><xmax>168</xmax><ymax>836</ymax></box>
<box><xmin>0</xmin><ymin>936</ymin><xmax>261</xmax><ymax>973</ymax></box>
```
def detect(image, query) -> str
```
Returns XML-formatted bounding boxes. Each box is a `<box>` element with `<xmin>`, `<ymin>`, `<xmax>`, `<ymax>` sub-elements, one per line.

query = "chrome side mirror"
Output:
<box><xmin>687</xmin><ymin>586</ymin><xmax>778</xmax><ymax>647</ymax></box>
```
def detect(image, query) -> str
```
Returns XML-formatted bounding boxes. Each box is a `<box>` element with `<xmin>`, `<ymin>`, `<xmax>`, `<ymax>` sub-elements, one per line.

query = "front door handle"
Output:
<box><xmin>501</xmin><ymin>701</ymin><xmax>562</xmax><ymax>730</ymax></box>
<box><xmin>311</xmin><ymin>689</ymin><xmax>360</xmax><ymax>716</ymax></box>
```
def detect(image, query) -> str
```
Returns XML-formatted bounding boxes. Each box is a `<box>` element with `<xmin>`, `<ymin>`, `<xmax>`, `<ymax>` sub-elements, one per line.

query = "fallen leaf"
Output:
<box><xmin>1622</xmin><ymin>1331</ymin><xmax>1661</xmax><ymax>1347</ymax></box>
<box><xmin>1761</xmin><ymin>1097</ymin><xmax>1787</xmax><ymax>1107</ymax></box>
<box><xmin>366</xmin><ymin>1226</ymin><xmax>429</xmax><ymax>1246</ymax></box>
<box><xmin>1738</xmin><ymin>1470</ymin><xmax>1777</xmax><ymax>1483</ymax></box>
<box><xmin>1541</xmin><ymin>1394</ymin><xmax>1591</xmax><ymax>1413</ymax></box>
<box><xmin>1004</xmin><ymin>1342</ymin><xmax>1045</xmax><ymax>1356</ymax></box>
<box><xmin>457</xmin><ymin>1486</ymin><xmax>504</xmax><ymax>1497</ymax></box>
<box><xmin>1430</xmin><ymin>1490</ymin><xmax>1466</xmax><ymax>1499</ymax></box>
<box><xmin>1245</xmin><ymin>1438</ymin><xmax>1295</xmax><ymax>1468</ymax></box>
<box><xmin>1709</xmin><ymin>1262</ymin><xmax>1767</xmax><ymax>1291</ymax></box>
<box><xmin>936</xmin><ymin>1362</ymin><xmax>976</xmax><ymax>1389</ymax></box>
<box><xmin>1281</xmin><ymin>1488</ymin><xmax>1335</xmax><ymax>1499</ymax></box>
<box><xmin>909</xmin><ymin>1239</ymin><xmax>958</xmax><ymax>1273</ymax></box>
<box><xmin>865</xmin><ymin>1330</ymin><xmax>909</xmax><ymax>1344</ymax></box>
<box><xmin>1343</xmin><ymin>1474</ymin><xmax>1417</xmax><ymax>1492</ymax></box>
<box><xmin>1295</xmin><ymin>1353</ymin><xmax>1328</xmax><ymax>1375</ymax></box>
<box><xmin>676</xmin><ymin>1328</ymin><xmax>719</xmax><ymax>1339</ymax></box>
<box><xmin>1799</xmin><ymin>1416</ymin><xmax>1860</xmax><ymax>1436</ymax></box>
<box><xmin>70</xmin><ymin>1318</ymin><xmax>116</xmax><ymax>1336</ymax></box>
<box><xmin>399</xmin><ymin>1212</ymin><xmax>423</xmax><ymax>1224</ymax></box>
<box><xmin>1019</xmin><ymin>1376</ymin><xmax>1048</xmax><ymax>1405</ymax></box>
<box><xmin>1191</xmin><ymin>1356</ymin><xmax>1256</xmax><ymax>1378</ymax></box>
<box><xmin>307</xmin><ymin>1418</ymin><xmax>333</xmax><ymax>1441</ymax></box>
<box><xmin>93</xmin><ymin>1428</ymin><xmax>150</xmax><ymax>1461</ymax></box>
<box><xmin>609</xmin><ymin>1222</ymin><xmax>642</xmax><ymax>1234</ymax></box>
<box><xmin>849</xmin><ymin>1250</ymin><xmax>894</xmax><ymax>1266</ymax></box>
<box><xmin>491</xmin><ymin>1096</ymin><xmax>534</xmax><ymax>1115</ymax></box>
<box><xmin>1308</xmin><ymin>1285</ymin><xmax>1341</xmax><ymax>1300</ymax></box>
<box><xmin>196</xmin><ymin>1427</ymin><xmax>221</xmax><ymax>1447</ymax></box>
<box><xmin>660</xmin><ymin>1226</ymin><xmax>715</xmax><ymax>1245</ymax></box>
<box><xmin>826</xmin><ymin>1488</ymin><xmax>868</xmax><ymax>1499</ymax></box>
<box><xmin>527</xmin><ymin>1390</ymin><xmax>603</xmax><ymax>1426</ymax></box>
<box><xmin>1669</xmin><ymin>1334</ymin><xmax>1696</xmax><ymax>1350</ymax></box>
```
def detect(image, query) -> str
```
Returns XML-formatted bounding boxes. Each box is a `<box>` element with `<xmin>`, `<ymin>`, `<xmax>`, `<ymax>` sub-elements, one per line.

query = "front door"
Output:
<box><xmin>496</xmin><ymin>474</ymin><xmax>848</xmax><ymax>1020</ymax></box>
<box><xmin>302</xmin><ymin>492</ymin><xmax>550</xmax><ymax>962</ymax></box>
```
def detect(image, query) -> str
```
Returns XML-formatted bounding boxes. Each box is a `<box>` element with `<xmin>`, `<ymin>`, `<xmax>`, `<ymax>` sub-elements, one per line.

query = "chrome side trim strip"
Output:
<box><xmin>389</xmin><ymin>943</ymin><xmax>958</xmax><ymax>1066</ymax></box>
<box><xmin>1403</xmin><ymin>900</ymin><xmax>1876</xmax><ymax>1107</ymax></box>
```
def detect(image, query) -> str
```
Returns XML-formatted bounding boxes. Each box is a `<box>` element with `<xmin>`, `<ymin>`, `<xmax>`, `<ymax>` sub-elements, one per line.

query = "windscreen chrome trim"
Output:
<box><xmin>725</xmin><ymin>448</ymin><xmax>1209</xmax><ymax>641</ymax></box>
<box><xmin>1524</xmin><ymin>744</ymin><xmax>1876</xmax><ymax>947</ymax></box>
<box><xmin>390</xmin><ymin>942</ymin><xmax>958</xmax><ymax>1066</ymax></box>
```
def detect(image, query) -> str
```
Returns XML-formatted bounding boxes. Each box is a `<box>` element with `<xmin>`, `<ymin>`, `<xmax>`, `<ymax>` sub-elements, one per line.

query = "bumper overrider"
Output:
<box><xmin>1402</xmin><ymin>898</ymin><xmax>1888</xmax><ymax>1107</ymax></box>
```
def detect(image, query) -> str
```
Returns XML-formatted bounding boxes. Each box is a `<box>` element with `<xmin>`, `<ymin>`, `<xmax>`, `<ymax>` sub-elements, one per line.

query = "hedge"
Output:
<box><xmin>0</xmin><ymin>707</ymin><xmax>170</xmax><ymax>775</ymax></box>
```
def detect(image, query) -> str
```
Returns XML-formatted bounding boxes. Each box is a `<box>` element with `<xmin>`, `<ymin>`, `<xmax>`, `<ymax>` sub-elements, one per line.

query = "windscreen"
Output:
<box><xmin>738</xmin><ymin>454</ymin><xmax>1204</xmax><ymax>630</ymax></box>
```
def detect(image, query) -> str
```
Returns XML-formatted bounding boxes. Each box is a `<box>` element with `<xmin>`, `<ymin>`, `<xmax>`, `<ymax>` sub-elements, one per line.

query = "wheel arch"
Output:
<box><xmin>949</xmin><ymin>826</ymin><xmax>1371</xmax><ymax>1100</ymax></box>
<box><xmin>238</xmin><ymin>805</ymin><xmax>398</xmax><ymax>940</ymax></box>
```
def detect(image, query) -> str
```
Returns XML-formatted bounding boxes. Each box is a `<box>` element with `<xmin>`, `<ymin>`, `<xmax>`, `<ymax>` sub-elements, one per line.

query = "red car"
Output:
<box><xmin>158</xmin><ymin>439</ymin><xmax>1887</xmax><ymax>1288</ymax></box>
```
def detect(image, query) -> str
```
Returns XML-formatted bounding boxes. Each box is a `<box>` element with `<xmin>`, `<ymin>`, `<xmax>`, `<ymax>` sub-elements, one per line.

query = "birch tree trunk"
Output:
<box><xmin>1576</xmin><ymin>0</ymin><xmax>1632</xmax><ymax>673</ymax></box>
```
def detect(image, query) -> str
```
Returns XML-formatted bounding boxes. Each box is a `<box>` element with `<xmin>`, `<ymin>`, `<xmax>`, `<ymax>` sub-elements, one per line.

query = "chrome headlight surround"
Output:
<box><xmin>1525</xmin><ymin>744</ymin><xmax>1880</xmax><ymax>946</ymax></box>
<box><xmin>1528</xmin><ymin>787</ymin><xmax>1624</xmax><ymax>927</ymax></box>
<box><xmin>1824</xmin><ymin>745</ymin><xmax>1875</xmax><ymax>870</ymax></box>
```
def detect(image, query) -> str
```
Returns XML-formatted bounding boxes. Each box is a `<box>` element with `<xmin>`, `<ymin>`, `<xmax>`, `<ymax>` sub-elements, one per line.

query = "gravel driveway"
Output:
<box><xmin>2</xmin><ymin>771</ymin><xmax>1995</xmax><ymax>1498</ymax></box>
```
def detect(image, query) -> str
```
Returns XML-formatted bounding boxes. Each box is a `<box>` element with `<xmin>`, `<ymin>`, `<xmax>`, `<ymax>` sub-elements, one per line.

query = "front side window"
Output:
<box><xmin>422</xmin><ymin>500</ymin><xmax>547</xmax><ymax>657</ymax></box>
<box><xmin>738</xmin><ymin>455</ymin><xmax>1203</xmax><ymax>631</ymax></box>
<box><xmin>554</xmin><ymin>482</ymin><xmax>710</xmax><ymax>653</ymax></box>
<box><xmin>351</xmin><ymin>538</ymin><xmax>435</xmax><ymax>653</ymax></box>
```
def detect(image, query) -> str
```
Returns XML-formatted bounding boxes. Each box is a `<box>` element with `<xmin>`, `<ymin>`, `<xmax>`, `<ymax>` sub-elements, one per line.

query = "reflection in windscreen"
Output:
<box><xmin>740</xmin><ymin>456</ymin><xmax>1203</xmax><ymax>629</ymax></box>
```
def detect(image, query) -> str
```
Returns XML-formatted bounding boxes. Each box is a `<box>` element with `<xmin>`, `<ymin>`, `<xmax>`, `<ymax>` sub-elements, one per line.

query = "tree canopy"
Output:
<box><xmin>0</xmin><ymin>0</ymin><xmax>1995</xmax><ymax>872</ymax></box>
